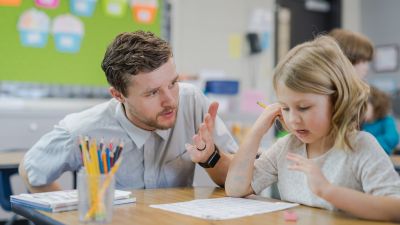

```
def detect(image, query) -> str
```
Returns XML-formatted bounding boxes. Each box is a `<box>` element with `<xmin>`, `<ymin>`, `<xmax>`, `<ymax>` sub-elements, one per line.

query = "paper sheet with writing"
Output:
<box><xmin>150</xmin><ymin>197</ymin><xmax>298</xmax><ymax>220</ymax></box>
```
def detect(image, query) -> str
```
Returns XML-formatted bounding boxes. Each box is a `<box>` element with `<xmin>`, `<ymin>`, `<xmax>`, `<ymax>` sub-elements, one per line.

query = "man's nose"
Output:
<box><xmin>161</xmin><ymin>89</ymin><xmax>176</xmax><ymax>106</ymax></box>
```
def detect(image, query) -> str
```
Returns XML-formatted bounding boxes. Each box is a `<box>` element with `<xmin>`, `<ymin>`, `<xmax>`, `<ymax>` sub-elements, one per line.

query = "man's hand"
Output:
<box><xmin>186</xmin><ymin>102</ymin><xmax>218</xmax><ymax>163</ymax></box>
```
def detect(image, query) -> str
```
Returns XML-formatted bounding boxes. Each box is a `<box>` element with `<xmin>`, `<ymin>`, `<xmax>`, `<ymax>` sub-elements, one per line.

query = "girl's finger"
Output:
<box><xmin>288</xmin><ymin>163</ymin><xmax>306</xmax><ymax>172</ymax></box>
<box><xmin>286</xmin><ymin>154</ymin><xmax>301</xmax><ymax>163</ymax></box>
<box><xmin>287</xmin><ymin>153</ymin><xmax>308</xmax><ymax>162</ymax></box>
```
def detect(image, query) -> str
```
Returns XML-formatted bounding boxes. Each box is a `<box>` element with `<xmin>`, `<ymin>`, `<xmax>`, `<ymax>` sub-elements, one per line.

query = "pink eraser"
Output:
<box><xmin>283</xmin><ymin>211</ymin><xmax>298</xmax><ymax>221</ymax></box>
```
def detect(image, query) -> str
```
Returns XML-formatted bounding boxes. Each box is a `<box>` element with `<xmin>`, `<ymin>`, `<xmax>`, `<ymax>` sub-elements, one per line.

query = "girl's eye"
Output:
<box><xmin>282</xmin><ymin>107</ymin><xmax>289</xmax><ymax>111</ymax></box>
<box><xmin>299</xmin><ymin>106</ymin><xmax>310</xmax><ymax>111</ymax></box>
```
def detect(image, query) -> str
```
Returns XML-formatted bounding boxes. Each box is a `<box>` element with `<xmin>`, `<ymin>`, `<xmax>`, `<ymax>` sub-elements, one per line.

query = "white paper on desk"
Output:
<box><xmin>150</xmin><ymin>197</ymin><xmax>298</xmax><ymax>220</ymax></box>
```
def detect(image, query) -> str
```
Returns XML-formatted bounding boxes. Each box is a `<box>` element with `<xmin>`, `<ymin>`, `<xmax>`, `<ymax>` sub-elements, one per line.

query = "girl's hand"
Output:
<box><xmin>286</xmin><ymin>153</ymin><xmax>331</xmax><ymax>198</ymax></box>
<box><xmin>253</xmin><ymin>103</ymin><xmax>282</xmax><ymax>134</ymax></box>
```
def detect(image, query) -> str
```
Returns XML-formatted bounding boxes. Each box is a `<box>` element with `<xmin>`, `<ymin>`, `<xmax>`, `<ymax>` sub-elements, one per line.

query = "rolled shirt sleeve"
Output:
<box><xmin>24</xmin><ymin>120</ymin><xmax>81</xmax><ymax>186</ymax></box>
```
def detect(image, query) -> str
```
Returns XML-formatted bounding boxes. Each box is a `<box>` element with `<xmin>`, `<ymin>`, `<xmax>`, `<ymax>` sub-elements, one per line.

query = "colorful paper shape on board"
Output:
<box><xmin>102</xmin><ymin>0</ymin><xmax>127</xmax><ymax>17</ymax></box>
<box><xmin>52</xmin><ymin>15</ymin><xmax>84</xmax><ymax>53</ymax></box>
<box><xmin>130</xmin><ymin>0</ymin><xmax>158</xmax><ymax>24</ymax></box>
<box><xmin>70</xmin><ymin>0</ymin><xmax>97</xmax><ymax>17</ymax></box>
<box><xmin>35</xmin><ymin>0</ymin><xmax>60</xmax><ymax>9</ymax></box>
<box><xmin>0</xmin><ymin>0</ymin><xmax>21</xmax><ymax>7</ymax></box>
<box><xmin>17</xmin><ymin>8</ymin><xmax>50</xmax><ymax>48</ymax></box>
<box><xmin>261</xmin><ymin>32</ymin><xmax>270</xmax><ymax>50</ymax></box>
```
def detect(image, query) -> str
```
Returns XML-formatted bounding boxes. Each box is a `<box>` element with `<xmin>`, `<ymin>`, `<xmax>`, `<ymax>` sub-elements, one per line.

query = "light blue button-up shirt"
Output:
<box><xmin>24</xmin><ymin>83</ymin><xmax>238</xmax><ymax>190</ymax></box>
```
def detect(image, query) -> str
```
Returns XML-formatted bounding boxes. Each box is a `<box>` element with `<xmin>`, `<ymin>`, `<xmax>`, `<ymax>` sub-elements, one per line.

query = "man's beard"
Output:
<box><xmin>150</xmin><ymin>106</ymin><xmax>178</xmax><ymax>130</ymax></box>
<box><xmin>129</xmin><ymin>105</ymin><xmax>178</xmax><ymax>130</ymax></box>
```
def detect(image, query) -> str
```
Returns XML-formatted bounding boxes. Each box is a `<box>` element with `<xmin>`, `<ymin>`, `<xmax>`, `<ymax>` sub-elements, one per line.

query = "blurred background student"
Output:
<box><xmin>329</xmin><ymin>28</ymin><xmax>400</xmax><ymax>154</ymax></box>
<box><xmin>328</xmin><ymin>28</ymin><xmax>374</xmax><ymax>79</ymax></box>
<box><xmin>363</xmin><ymin>86</ymin><xmax>399</xmax><ymax>155</ymax></box>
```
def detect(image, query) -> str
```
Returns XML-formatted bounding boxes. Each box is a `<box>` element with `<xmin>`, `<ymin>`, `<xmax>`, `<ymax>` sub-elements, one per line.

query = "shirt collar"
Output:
<box><xmin>115</xmin><ymin>102</ymin><xmax>170</xmax><ymax>149</ymax></box>
<box><xmin>155</xmin><ymin>129</ymin><xmax>170</xmax><ymax>141</ymax></box>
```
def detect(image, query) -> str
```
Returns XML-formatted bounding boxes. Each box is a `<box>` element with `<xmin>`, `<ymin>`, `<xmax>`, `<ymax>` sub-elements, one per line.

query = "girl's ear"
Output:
<box><xmin>109</xmin><ymin>87</ymin><xmax>125</xmax><ymax>103</ymax></box>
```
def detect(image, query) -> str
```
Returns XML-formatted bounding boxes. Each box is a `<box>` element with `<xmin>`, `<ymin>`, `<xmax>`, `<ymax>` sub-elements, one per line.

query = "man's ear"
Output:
<box><xmin>109</xmin><ymin>87</ymin><xmax>125</xmax><ymax>103</ymax></box>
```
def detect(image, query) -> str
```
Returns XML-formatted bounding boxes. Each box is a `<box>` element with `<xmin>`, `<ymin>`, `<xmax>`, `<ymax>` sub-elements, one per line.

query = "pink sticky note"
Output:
<box><xmin>283</xmin><ymin>211</ymin><xmax>298</xmax><ymax>221</ymax></box>
<box><xmin>240</xmin><ymin>89</ymin><xmax>267</xmax><ymax>114</ymax></box>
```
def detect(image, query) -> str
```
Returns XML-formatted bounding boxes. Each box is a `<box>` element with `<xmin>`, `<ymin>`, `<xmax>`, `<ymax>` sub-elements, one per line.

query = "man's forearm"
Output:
<box><xmin>28</xmin><ymin>182</ymin><xmax>62</xmax><ymax>193</ymax></box>
<box><xmin>205</xmin><ymin>151</ymin><xmax>233</xmax><ymax>186</ymax></box>
<box><xmin>19</xmin><ymin>160</ymin><xmax>62</xmax><ymax>193</ymax></box>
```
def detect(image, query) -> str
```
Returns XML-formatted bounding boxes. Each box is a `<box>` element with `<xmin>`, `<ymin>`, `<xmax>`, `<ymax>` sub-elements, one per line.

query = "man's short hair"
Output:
<box><xmin>101</xmin><ymin>31</ymin><xmax>172</xmax><ymax>96</ymax></box>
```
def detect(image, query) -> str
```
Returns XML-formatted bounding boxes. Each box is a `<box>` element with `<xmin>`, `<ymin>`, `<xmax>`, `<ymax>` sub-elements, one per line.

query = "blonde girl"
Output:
<box><xmin>225</xmin><ymin>36</ymin><xmax>400</xmax><ymax>222</ymax></box>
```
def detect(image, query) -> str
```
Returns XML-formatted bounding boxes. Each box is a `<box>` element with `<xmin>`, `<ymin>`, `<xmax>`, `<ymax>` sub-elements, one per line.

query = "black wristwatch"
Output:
<box><xmin>198</xmin><ymin>145</ymin><xmax>220</xmax><ymax>168</ymax></box>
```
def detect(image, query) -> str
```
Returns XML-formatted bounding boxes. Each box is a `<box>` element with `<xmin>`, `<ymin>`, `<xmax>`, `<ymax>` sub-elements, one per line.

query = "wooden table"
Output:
<box><xmin>12</xmin><ymin>187</ymin><xmax>399</xmax><ymax>225</ymax></box>
<box><xmin>0</xmin><ymin>150</ymin><xmax>25</xmax><ymax>169</ymax></box>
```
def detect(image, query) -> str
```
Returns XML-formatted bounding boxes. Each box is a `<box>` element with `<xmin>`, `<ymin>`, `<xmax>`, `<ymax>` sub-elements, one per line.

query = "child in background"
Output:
<box><xmin>363</xmin><ymin>86</ymin><xmax>399</xmax><ymax>155</ymax></box>
<box><xmin>329</xmin><ymin>28</ymin><xmax>400</xmax><ymax>154</ymax></box>
<box><xmin>328</xmin><ymin>28</ymin><xmax>374</xmax><ymax>79</ymax></box>
<box><xmin>225</xmin><ymin>36</ymin><xmax>400</xmax><ymax>222</ymax></box>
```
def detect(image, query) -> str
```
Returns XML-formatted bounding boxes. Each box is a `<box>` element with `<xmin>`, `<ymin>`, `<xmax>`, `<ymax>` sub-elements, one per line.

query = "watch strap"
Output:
<box><xmin>198</xmin><ymin>145</ymin><xmax>220</xmax><ymax>168</ymax></box>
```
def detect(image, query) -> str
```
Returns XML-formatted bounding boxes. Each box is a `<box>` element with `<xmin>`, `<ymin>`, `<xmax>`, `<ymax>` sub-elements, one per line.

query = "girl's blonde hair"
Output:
<box><xmin>273</xmin><ymin>36</ymin><xmax>369</xmax><ymax>151</ymax></box>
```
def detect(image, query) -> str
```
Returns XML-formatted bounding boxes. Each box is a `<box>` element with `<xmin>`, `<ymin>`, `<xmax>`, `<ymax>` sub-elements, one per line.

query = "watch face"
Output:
<box><xmin>208</xmin><ymin>151</ymin><xmax>220</xmax><ymax>167</ymax></box>
<box><xmin>199</xmin><ymin>147</ymin><xmax>220</xmax><ymax>168</ymax></box>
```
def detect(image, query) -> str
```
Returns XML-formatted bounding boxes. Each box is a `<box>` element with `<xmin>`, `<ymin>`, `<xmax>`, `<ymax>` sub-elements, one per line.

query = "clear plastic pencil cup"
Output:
<box><xmin>77</xmin><ymin>170</ymin><xmax>115</xmax><ymax>223</ymax></box>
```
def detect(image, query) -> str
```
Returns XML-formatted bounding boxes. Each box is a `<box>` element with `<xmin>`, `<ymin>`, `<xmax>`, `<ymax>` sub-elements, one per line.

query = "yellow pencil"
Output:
<box><xmin>89</xmin><ymin>141</ymin><xmax>100</xmax><ymax>175</ymax></box>
<box><xmin>256</xmin><ymin>101</ymin><xmax>268</xmax><ymax>109</ymax></box>
<box><xmin>84</xmin><ymin>157</ymin><xmax>123</xmax><ymax>220</ymax></box>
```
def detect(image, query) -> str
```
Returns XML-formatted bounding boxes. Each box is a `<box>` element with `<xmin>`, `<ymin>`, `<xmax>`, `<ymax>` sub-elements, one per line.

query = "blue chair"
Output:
<box><xmin>0</xmin><ymin>167</ymin><xmax>19</xmax><ymax>225</ymax></box>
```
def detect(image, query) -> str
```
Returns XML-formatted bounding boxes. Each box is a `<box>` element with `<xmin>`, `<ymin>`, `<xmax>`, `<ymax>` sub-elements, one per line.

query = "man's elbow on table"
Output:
<box><xmin>18</xmin><ymin>160</ymin><xmax>61</xmax><ymax>193</ymax></box>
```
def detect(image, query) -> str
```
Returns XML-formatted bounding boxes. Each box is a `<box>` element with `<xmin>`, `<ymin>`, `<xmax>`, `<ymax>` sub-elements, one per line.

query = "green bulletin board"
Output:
<box><xmin>0</xmin><ymin>0</ymin><xmax>162</xmax><ymax>86</ymax></box>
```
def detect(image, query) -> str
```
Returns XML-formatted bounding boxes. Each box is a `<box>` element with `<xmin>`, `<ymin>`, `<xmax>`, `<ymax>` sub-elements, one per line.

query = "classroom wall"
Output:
<box><xmin>360</xmin><ymin>0</ymin><xmax>400</xmax><ymax>93</ymax></box>
<box><xmin>171</xmin><ymin>0</ymin><xmax>275</xmax><ymax>101</ymax></box>
<box><xmin>342</xmin><ymin>0</ymin><xmax>361</xmax><ymax>32</ymax></box>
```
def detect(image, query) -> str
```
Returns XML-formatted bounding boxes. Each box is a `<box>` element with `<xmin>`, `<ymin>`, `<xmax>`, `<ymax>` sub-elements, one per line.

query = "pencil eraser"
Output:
<box><xmin>283</xmin><ymin>211</ymin><xmax>298</xmax><ymax>221</ymax></box>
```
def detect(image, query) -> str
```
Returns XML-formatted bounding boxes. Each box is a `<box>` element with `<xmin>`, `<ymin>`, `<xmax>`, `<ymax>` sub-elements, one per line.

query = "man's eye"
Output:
<box><xmin>282</xmin><ymin>107</ymin><xmax>289</xmax><ymax>111</ymax></box>
<box><xmin>169</xmin><ymin>81</ymin><xmax>177</xmax><ymax>89</ymax></box>
<box><xmin>148</xmin><ymin>90</ymin><xmax>159</xmax><ymax>96</ymax></box>
<box><xmin>299</xmin><ymin>107</ymin><xmax>310</xmax><ymax>111</ymax></box>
